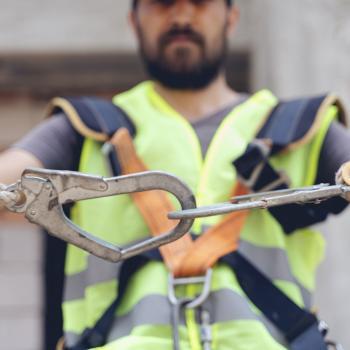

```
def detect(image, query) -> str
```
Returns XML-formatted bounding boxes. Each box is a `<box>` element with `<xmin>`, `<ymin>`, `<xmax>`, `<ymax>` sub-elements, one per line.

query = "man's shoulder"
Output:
<box><xmin>249</xmin><ymin>89</ymin><xmax>278</xmax><ymax>106</ymax></box>
<box><xmin>258</xmin><ymin>92</ymin><xmax>347</xmax><ymax>154</ymax></box>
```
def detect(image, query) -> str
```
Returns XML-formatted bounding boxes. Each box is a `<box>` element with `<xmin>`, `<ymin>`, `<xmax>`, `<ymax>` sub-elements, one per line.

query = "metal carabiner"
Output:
<box><xmin>10</xmin><ymin>168</ymin><xmax>196</xmax><ymax>263</ymax></box>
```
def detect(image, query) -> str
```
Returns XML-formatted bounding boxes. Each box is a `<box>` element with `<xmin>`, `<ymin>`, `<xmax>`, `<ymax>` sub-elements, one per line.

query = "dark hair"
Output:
<box><xmin>132</xmin><ymin>0</ymin><xmax>233</xmax><ymax>10</ymax></box>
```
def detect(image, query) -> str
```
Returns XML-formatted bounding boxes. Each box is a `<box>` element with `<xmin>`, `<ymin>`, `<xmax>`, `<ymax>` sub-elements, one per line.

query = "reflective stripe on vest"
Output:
<box><xmin>64</xmin><ymin>289</ymin><xmax>287</xmax><ymax>348</ymax></box>
<box><xmin>63</xmin><ymin>239</ymin><xmax>311</xmax><ymax>307</ymax></box>
<box><xmin>62</xmin><ymin>81</ymin><xmax>339</xmax><ymax>349</ymax></box>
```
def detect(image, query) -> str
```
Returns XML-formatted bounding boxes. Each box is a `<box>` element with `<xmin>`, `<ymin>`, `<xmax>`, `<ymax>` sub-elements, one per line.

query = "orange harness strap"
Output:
<box><xmin>111</xmin><ymin>128</ymin><xmax>248</xmax><ymax>277</ymax></box>
<box><xmin>174</xmin><ymin>184</ymin><xmax>248</xmax><ymax>277</ymax></box>
<box><xmin>110</xmin><ymin>129</ymin><xmax>193</xmax><ymax>272</ymax></box>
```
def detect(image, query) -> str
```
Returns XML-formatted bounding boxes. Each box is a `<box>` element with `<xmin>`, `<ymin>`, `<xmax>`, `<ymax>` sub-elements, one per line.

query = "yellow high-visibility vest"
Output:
<box><xmin>62</xmin><ymin>81</ymin><xmax>340</xmax><ymax>350</ymax></box>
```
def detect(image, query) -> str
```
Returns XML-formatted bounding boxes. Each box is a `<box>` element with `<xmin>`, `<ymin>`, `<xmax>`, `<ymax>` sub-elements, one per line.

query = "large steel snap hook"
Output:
<box><xmin>7</xmin><ymin>168</ymin><xmax>196</xmax><ymax>263</ymax></box>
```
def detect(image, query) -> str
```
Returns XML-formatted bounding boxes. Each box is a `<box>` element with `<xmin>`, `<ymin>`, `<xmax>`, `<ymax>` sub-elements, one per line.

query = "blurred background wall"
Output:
<box><xmin>0</xmin><ymin>0</ymin><xmax>349</xmax><ymax>349</ymax></box>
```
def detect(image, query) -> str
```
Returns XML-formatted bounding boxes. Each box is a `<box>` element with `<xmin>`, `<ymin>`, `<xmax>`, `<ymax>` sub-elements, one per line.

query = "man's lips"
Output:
<box><xmin>168</xmin><ymin>34</ymin><xmax>193</xmax><ymax>42</ymax></box>
<box><xmin>164</xmin><ymin>35</ymin><xmax>201</xmax><ymax>46</ymax></box>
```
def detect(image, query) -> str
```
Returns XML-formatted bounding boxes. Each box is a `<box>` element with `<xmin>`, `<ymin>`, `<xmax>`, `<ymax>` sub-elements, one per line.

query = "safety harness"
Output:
<box><xmin>48</xmin><ymin>94</ymin><xmax>346</xmax><ymax>350</ymax></box>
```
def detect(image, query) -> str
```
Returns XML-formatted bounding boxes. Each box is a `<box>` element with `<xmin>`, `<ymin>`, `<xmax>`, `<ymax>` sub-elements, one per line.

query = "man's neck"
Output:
<box><xmin>154</xmin><ymin>74</ymin><xmax>239</xmax><ymax>122</ymax></box>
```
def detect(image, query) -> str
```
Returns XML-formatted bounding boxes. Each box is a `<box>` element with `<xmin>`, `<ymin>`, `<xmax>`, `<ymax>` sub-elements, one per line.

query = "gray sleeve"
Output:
<box><xmin>317</xmin><ymin>121</ymin><xmax>350</xmax><ymax>184</ymax></box>
<box><xmin>315</xmin><ymin>121</ymin><xmax>350</xmax><ymax>214</ymax></box>
<box><xmin>11</xmin><ymin>113</ymin><xmax>83</xmax><ymax>171</ymax></box>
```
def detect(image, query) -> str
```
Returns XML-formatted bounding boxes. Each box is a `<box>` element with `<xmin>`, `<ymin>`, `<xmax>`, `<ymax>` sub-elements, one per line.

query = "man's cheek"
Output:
<box><xmin>140</xmin><ymin>34</ymin><xmax>158</xmax><ymax>57</ymax></box>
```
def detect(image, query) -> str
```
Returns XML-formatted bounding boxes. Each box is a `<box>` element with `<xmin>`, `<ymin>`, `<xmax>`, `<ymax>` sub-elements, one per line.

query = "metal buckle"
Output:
<box><xmin>168</xmin><ymin>269</ymin><xmax>213</xmax><ymax>350</ymax></box>
<box><xmin>237</xmin><ymin>164</ymin><xmax>291</xmax><ymax>193</ymax></box>
<box><xmin>168</xmin><ymin>269</ymin><xmax>213</xmax><ymax>309</ymax></box>
<box><xmin>236</xmin><ymin>139</ymin><xmax>270</xmax><ymax>189</ymax></box>
<box><xmin>318</xmin><ymin>320</ymin><xmax>329</xmax><ymax>337</ymax></box>
<box><xmin>8</xmin><ymin>168</ymin><xmax>196</xmax><ymax>263</ymax></box>
<box><xmin>237</xmin><ymin>139</ymin><xmax>291</xmax><ymax>192</ymax></box>
<box><xmin>101</xmin><ymin>141</ymin><xmax>115</xmax><ymax>177</ymax></box>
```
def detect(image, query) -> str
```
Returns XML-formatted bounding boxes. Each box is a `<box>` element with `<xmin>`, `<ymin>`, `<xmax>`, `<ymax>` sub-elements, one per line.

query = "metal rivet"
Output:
<box><xmin>45</xmin><ymin>184</ymin><xmax>51</xmax><ymax>190</ymax></box>
<box><xmin>30</xmin><ymin>210</ymin><xmax>37</xmax><ymax>216</ymax></box>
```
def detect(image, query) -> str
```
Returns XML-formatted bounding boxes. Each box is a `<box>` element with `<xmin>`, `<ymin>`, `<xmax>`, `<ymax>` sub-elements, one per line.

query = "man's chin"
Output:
<box><xmin>142</xmin><ymin>51</ymin><xmax>223</xmax><ymax>90</ymax></box>
<box><xmin>160</xmin><ymin>58</ymin><xmax>202</xmax><ymax>75</ymax></box>
<box><xmin>162</xmin><ymin>46</ymin><xmax>202</xmax><ymax>66</ymax></box>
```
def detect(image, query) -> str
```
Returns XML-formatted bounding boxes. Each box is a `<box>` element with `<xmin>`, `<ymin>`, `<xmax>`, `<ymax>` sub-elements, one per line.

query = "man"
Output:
<box><xmin>1</xmin><ymin>0</ymin><xmax>350</xmax><ymax>349</ymax></box>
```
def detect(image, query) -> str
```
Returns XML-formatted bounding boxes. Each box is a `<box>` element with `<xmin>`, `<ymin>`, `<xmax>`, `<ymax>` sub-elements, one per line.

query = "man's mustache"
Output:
<box><xmin>159</xmin><ymin>26</ymin><xmax>205</xmax><ymax>48</ymax></box>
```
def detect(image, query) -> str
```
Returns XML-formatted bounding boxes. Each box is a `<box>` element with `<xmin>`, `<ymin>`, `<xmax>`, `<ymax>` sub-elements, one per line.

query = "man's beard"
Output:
<box><xmin>138</xmin><ymin>25</ymin><xmax>227</xmax><ymax>90</ymax></box>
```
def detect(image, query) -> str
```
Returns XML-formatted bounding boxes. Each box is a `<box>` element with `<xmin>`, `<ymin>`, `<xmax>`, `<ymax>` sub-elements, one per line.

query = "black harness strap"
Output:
<box><xmin>51</xmin><ymin>97</ymin><xmax>136</xmax><ymax>350</ymax></box>
<box><xmin>221</xmin><ymin>252</ymin><xmax>327</xmax><ymax>349</ymax></box>
<box><xmin>53</xmin><ymin>96</ymin><xmax>136</xmax><ymax>177</ymax></box>
<box><xmin>68</xmin><ymin>255</ymin><xmax>152</xmax><ymax>350</ymax></box>
<box><xmin>67</xmin><ymin>248</ymin><xmax>163</xmax><ymax>350</ymax></box>
<box><xmin>234</xmin><ymin>95</ymin><xmax>346</xmax><ymax>233</ymax></box>
<box><xmin>257</xmin><ymin>96</ymin><xmax>326</xmax><ymax>153</ymax></box>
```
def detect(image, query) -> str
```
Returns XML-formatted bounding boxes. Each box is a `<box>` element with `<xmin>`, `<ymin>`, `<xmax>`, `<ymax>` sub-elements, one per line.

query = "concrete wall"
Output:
<box><xmin>250</xmin><ymin>0</ymin><xmax>350</xmax><ymax>104</ymax></box>
<box><xmin>0</xmin><ymin>0</ymin><xmax>252</xmax><ymax>53</ymax></box>
<box><xmin>0</xmin><ymin>219</ymin><xmax>42</xmax><ymax>350</ymax></box>
<box><xmin>1</xmin><ymin>0</ymin><xmax>350</xmax><ymax>348</ymax></box>
<box><xmin>247</xmin><ymin>0</ymin><xmax>350</xmax><ymax>346</ymax></box>
<box><xmin>0</xmin><ymin>0</ymin><xmax>134</xmax><ymax>52</ymax></box>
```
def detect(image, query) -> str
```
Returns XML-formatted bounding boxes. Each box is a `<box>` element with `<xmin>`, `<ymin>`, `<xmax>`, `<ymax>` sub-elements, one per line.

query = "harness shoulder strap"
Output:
<box><xmin>234</xmin><ymin>94</ymin><xmax>347</xmax><ymax>232</ymax></box>
<box><xmin>66</xmin><ymin>253</ymin><xmax>155</xmax><ymax>350</ymax></box>
<box><xmin>47</xmin><ymin>96</ymin><xmax>136</xmax><ymax>176</ymax></box>
<box><xmin>221</xmin><ymin>251</ymin><xmax>328</xmax><ymax>350</ymax></box>
<box><xmin>46</xmin><ymin>96</ymin><xmax>136</xmax><ymax>142</ymax></box>
<box><xmin>258</xmin><ymin>93</ymin><xmax>347</xmax><ymax>153</ymax></box>
<box><xmin>227</xmin><ymin>95</ymin><xmax>338</xmax><ymax>348</ymax></box>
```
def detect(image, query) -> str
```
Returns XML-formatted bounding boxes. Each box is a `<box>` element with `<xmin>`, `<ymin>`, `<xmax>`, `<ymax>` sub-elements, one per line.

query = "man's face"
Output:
<box><xmin>131</xmin><ymin>0</ymin><xmax>238</xmax><ymax>90</ymax></box>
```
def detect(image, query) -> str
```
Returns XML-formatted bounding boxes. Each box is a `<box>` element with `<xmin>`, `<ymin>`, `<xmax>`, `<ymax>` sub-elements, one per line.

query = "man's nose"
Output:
<box><xmin>169</xmin><ymin>0</ymin><xmax>196</xmax><ymax>26</ymax></box>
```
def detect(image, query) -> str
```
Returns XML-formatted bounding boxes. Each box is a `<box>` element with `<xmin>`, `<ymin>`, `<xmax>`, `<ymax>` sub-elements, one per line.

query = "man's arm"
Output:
<box><xmin>0</xmin><ymin>113</ymin><xmax>83</xmax><ymax>209</ymax></box>
<box><xmin>336</xmin><ymin>160</ymin><xmax>350</xmax><ymax>201</ymax></box>
<box><xmin>0</xmin><ymin>149</ymin><xmax>43</xmax><ymax>210</ymax></box>
<box><xmin>0</xmin><ymin>148</ymin><xmax>43</xmax><ymax>185</ymax></box>
<box><xmin>318</xmin><ymin>121</ymin><xmax>350</xmax><ymax>202</ymax></box>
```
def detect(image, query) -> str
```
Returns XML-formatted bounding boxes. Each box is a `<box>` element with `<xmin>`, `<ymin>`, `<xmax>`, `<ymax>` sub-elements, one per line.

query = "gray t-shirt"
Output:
<box><xmin>13</xmin><ymin>113</ymin><xmax>83</xmax><ymax>171</ymax></box>
<box><xmin>12</xmin><ymin>99</ymin><xmax>350</xmax><ymax>186</ymax></box>
<box><xmin>12</xmin><ymin>97</ymin><xmax>246</xmax><ymax>171</ymax></box>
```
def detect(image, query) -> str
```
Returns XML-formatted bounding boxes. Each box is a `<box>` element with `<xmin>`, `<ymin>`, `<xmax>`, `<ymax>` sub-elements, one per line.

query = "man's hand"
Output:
<box><xmin>0</xmin><ymin>148</ymin><xmax>43</xmax><ymax>211</ymax></box>
<box><xmin>335</xmin><ymin>161</ymin><xmax>350</xmax><ymax>201</ymax></box>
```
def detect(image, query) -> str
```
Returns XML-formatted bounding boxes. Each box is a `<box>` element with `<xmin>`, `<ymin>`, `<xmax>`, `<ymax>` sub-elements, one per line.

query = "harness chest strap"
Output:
<box><xmin>111</xmin><ymin>128</ymin><xmax>249</xmax><ymax>277</ymax></box>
